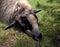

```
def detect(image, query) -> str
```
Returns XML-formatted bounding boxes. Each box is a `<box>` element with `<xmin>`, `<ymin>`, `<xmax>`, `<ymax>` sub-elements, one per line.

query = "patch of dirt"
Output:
<box><xmin>0</xmin><ymin>30</ymin><xmax>17</xmax><ymax>47</ymax></box>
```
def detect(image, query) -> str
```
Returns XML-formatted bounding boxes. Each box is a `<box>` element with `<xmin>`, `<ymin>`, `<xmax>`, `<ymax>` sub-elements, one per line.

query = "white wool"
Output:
<box><xmin>0</xmin><ymin>0</ymin><xmax>32</xmax><ymax>23</ymax></box>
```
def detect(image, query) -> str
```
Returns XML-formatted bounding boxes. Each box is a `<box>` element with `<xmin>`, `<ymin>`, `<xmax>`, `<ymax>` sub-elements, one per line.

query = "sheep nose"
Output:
<box><xmin>32</xmin><ymin>33</ymin><xmax>42</xmax><ymax>41</ymax></box>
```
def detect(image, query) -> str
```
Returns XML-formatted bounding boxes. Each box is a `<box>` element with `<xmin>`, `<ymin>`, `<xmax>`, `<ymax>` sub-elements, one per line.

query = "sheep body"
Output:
<box><xmin>0</xmin><ymin>0</ymin><xmax>31</xmax><ymax>23</ymax></box>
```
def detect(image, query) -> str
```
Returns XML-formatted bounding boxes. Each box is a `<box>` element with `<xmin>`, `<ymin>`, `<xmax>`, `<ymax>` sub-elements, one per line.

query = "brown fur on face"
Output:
<box><xmin>27</xmin><ymin>14</ymin><xmax>37</xmax><ymax>24</ymax></box>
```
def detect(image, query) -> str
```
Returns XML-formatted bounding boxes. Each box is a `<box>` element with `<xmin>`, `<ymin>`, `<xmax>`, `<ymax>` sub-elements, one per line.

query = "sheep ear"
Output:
<box><xmin>33</xmin><ymin>10</ymin><xmax>41</xmax><ymax>13</ymax></box>
<box><xmin>4</xmin><ymin>21</ymin><xmax>15</xmax><ymax>30</ymax></box>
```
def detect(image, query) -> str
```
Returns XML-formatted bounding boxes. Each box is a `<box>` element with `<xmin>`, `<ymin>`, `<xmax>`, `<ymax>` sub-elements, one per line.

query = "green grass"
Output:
<box><xmin>0</xmin><ymin>31</ymin><xmax>8</xmax><ymax>42</ymax></box>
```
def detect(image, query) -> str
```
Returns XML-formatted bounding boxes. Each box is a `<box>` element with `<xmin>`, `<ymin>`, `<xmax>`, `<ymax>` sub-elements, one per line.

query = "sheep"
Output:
<box><xmin>0</xmin><ymin>0</ymin><xmax>42</xmax><ymax>41</ymax></box>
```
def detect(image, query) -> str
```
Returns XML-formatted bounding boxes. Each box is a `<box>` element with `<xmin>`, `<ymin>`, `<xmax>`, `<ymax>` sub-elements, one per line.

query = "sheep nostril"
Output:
<box><xmin>32</xmin><ymin>33</ymin><xmax>42</xmax><ymax>41</ymax></box>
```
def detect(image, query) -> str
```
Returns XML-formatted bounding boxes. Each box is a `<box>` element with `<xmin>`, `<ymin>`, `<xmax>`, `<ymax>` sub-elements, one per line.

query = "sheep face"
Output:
<box><xmin>5</xmin><ymin>10</ymin><xmax>42</xmax><ymax>41</ymax></box>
